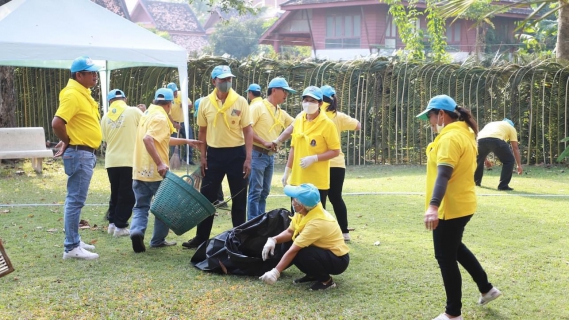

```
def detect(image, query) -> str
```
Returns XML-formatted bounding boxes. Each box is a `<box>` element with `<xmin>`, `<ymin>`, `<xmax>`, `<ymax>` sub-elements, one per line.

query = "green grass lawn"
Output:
<box><xmin>0</xmin><ymin>159</ymin><xmax>568</xmax><ymax>319</ymax></box>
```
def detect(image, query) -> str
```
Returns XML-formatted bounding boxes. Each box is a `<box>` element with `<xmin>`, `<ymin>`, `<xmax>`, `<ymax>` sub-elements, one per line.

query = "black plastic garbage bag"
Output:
<box><xmin>191</xmin><ymin>208</ymin><xmax>292</xmax><ymax>276</ymax></box>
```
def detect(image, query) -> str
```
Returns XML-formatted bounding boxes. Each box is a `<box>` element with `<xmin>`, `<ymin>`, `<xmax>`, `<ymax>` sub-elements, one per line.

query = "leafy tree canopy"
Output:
<box><xmin>207</xmin><ymin>17</ymin><xmax>267</xmax><ymax>59</ymax></box>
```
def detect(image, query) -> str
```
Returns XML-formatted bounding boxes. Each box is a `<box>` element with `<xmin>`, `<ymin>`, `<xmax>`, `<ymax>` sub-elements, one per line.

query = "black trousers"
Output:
<box><xmin>433</xmin><ymin>215</ymin><xmax>493</xmax><ymax>316</ymax></box>
<box><xmin>106</xmin><ymin>166</ymin><xmax>135</xmax><ymax>228</ymax></box>
<box><xmin>290</xmin><ymin>189</ymin><xmax>328</xmax><ymax>213</ymax></box>
<box><xmin>321</xmin><ymin>167</ymin><xmax>349</xmax><ymax>233</ymax></box>
<box><xmin>195</xmin><ymin>146</ymin><xmax>248</xmax><ymax>241</ymax></box>
<box><xmin>293</xmin><ymin>246</ymin><xmax>349</xmax><ymax>282</ymax></box>
<box><xmin>474</xmin><ymin>138</ymin><xmax>515</xmax><ymax>189</ymax></box>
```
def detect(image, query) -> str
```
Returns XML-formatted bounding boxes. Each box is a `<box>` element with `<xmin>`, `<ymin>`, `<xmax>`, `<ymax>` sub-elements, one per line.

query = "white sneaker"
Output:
<box><xmin>80</xmin><ymin>241</ymin><xmax>95</xmax><ymax>251</ymax></box>
<box><xmin>432</xmin><ymin>313</ymin><xmax>463</xmax><ymax>320</ymax></box>
<box><xmin>63</xmin><ymin>246</ymin><xmax>99</xmax><ymax>260</ymax></box>
<box><xmin>343</xmin><ymin>233</ymin><xmax>351</xmax><ymax>242</ymax></box>
<box><xmin>113</xmin><ymin>227</ymin><xmax>130</xmax><ymax>237</ymax></box>
<box><xmin>478</xmin><ymin>287</ymin><xmax>502</xmax><ymax>305</ymax></box>
<box><xmin>107</xmin><ymin>223</ymin><xmax>116</xmax><ymax>234</ymax></box>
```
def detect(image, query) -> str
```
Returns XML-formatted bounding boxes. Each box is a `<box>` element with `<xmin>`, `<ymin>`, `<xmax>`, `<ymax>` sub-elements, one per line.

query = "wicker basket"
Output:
<box><xmin>151</xmin><ymin>171</ymin><xmax>215</xmax><ymax>236</ymax></box>
<box><xmin>0</xmin><ymin>239</ymin><xmax>14</xmax><ymax>278</ymax></box>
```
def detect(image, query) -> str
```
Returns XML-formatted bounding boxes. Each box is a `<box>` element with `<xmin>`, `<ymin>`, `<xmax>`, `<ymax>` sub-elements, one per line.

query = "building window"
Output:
<box><xmin>282</xmin><ymin>10</ymin><xmax>312</xmax><ymax>32</ymax></box>
<box><xmin>446</xmin><ymin>22</ymin><xmax>461</xmax><ymax>43</ymax></box>
<box><xmin>325</xmin><ymin>11</ymin><xmax>361</xmax><ymax>49</ymax></box>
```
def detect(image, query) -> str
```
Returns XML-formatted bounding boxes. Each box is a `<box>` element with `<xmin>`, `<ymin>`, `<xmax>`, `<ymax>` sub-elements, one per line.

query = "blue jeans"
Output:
<box><xmin>130</xmin><ymin>180</ymin><xmax>171</xmax><ymax>246</ymax></box>
<box><xmin>247</xmin><ymin>150</ymin><xmax>274</xmax><ymax>220</ymax></box>
<box><xmin>62</xmin><ymin>148</ymin><xmax>96</xmax><ymax>252</ymax></box>
<box><xmin>170</xmin><ymin>122</ymin><xmax>194</xmax><ymax>162</ymax></box>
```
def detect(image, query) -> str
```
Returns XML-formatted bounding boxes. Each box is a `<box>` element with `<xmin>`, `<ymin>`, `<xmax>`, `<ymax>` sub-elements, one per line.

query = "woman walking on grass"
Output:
<box><xmin>416</xmin><ymin>95</ymin><xmax>502</xmax><ymax>320</ymax></box>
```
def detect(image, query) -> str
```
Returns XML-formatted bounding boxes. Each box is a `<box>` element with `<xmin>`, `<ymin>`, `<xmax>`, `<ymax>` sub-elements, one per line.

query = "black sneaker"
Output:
<box><xmin>182</xmin><ymin>237</ymin><xmax>205</xmax><ymax>249</ymax></box>
<box><xmin>130</xmin><ymin>233</ymin><xmax>146</xmax><ymax>253</ymax></box>
<box><xmin>309</xmin><ymin>278</ymin><xmax>337</xmax><ymax>291</ymax></box>
<box><xmin>293</xmin><ymin>275</ymin><xmax>316</xmax><ymax>284</ymax></box>
<box><xmin>498</xmin><ymin>186</ymin><xmax>514</xmax><ymax>191</ymax></box>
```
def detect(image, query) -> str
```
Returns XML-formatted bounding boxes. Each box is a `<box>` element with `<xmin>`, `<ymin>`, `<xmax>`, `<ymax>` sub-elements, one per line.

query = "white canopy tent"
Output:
<box><xmin>0</xmin><ymin>0</ymin><xmax>192</xmax><ymax>142</ymax></box>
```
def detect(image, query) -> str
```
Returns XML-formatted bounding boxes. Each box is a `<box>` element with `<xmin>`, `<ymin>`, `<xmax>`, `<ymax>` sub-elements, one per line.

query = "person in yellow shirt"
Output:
<box><xmin>167</xmin><ymin>82</ymin><xmax>195</xmax><ymax>165</ymax></box>
<box><xmin>416</xmin><ymin>95</ymin><xmax>502</xmax><ymax>320</ymax></box>
<box><xmin>101</xmin><ymin>89</ymin><xmax>143</xmax><ymax>237</ymax></box>
<box><xmin>319</xmin><ymin>85</ymin><xmax>360</xmax><ymax>242</ymax></box>
<box><xmin>129</xmin><ymin>88</ymin><xmax>201</xmax><ymax>253</ymax></box>
<box><xmin>247</xmin><ymin>78</ymin><xmax>295</xmax><ymax>220</ymax></box>
<box><xmin>246</xmin><ymin>83</ymin><xmax>262</xmax><ymax>104</ymax></box>
<box><xmin>259</xmin><ymin>183</ymin><xmax>349</xmax><ymax>290</ymax></box>
<box><xmin>52</xmin><ymin>56</ymin><xmax>102</xmax><ymax>260</ymax></box>
<box><xmin>474</xmin><ymin>119</ymin><xmax>522</xmax><ymax>191</ymax></box>
<box><xmin>281</xmin><ymin>86</ymin><xmax>340</xmax><ymax>204</ymax></box>
<box><xmin>182</xmin><ymin>65</ymin><xmax>253</xmax><ymax>249</ymax></box>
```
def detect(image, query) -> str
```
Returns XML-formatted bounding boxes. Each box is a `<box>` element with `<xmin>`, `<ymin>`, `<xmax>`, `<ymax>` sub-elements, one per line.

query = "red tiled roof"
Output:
<box><xmin>142</xmin><ymin>0</ymin><xmax>205</xmax><ymax>33</ymax></box>
<box><xmin>170</xmin><ymin>34</ymin><xmax>209</xmax><ymax>53</ymax></box>
<box><xmin>91</xmin><ymin>0</ymin><xmax>131</xmax><ymax>20</ymax></box>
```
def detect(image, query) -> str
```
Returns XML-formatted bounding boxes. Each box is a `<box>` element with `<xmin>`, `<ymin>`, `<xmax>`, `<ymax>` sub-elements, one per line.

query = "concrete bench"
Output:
<box><xmin>0</xmin><ymin>127</ymin><xmax>54</xmax><ymax>173</ymax></box>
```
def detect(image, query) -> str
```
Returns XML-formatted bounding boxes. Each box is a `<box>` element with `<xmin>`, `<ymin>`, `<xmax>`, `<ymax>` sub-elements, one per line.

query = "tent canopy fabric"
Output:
<box><xmin>0</xmin><ymin>0</ymin><xmax>191</xmax><ymax>145</ymax></box>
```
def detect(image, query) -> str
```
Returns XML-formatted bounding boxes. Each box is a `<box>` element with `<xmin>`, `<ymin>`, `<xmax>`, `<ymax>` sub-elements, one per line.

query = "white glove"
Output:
<box><xmin>300</xmin><ymin>155</ymin><xmax>318</xmax><ymax>169</ymax></box>
<box><xmin>259</xmin><ymin>268</ymin><xmax>280</xmax><ymax>285</ymax></box>
<box><xmin>282</xmin><ymin>167</ymin><xmax>291</xmax><ymax>187</ymax></box>
<box><xmin>272</xmin><ymin>137</ymin><xmax>283</xmax><ymax>148</ymax></box>
<box><xmin>262</xmin><ymin>237</ymin><xmax>276</xmax><ymax>261</ymax></box>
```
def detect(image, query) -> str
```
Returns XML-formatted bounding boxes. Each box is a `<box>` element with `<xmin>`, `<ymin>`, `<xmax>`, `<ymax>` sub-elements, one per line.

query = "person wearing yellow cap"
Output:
<box><xmin>281</xmin><ymin>86</ymin><xmax>340</xmax><ymax>204</ymax></box>
<box><xmin>52</xmin><ymin>56</ymin><xmax>102</xmax><ymax>260</ymax></box>
<box><xmin>416</xmin><ymin>95</ymin><xmax>502</xmax><ymax>320</ymax></box>
<box><xmin>182</xmin><ymin>65</ymin><xmax>253</xmax><ymax>249</ymax></box>
<box><xmin>101</xmin><ymin>89</ymin><xmax>143</xmax><ymax>238</ymax></box>
<box><xmin>247</xmin><ymin>78</ymin><xmax>296</xmax><ymax>220</ymax></box>
<box><xmin>474</xmin><ymin>118</ymin><xmax>522</xmax><ymax>190</ymax></box>
<box><xmin>129</xmin><ymin>88</ymin><xmax>201</xmax><ymax>253</ymax></box>
<box><xmin>259</xmin><ymin>183</ymin><xmax>349</xmax><ymax>290</ymax></box>
<box><xmin>166</xmin><ymin>82</ymin><xmax>195</xmax><ymax>165</ymax></box>
<box><xmin>319</xmin><ymin>85</ymin><xmax>360</xmax><ymax>242</ymax></box>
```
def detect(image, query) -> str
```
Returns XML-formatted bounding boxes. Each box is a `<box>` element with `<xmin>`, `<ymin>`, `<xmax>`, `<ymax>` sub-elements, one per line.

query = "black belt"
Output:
<box><xmin>68</xmin><ymin>145</ymin><xmax>96</xmax><ymax>153</ymax></box>
<box><xmin>253</xmin><ymin>145</ymin><xmax>274</xmax><ymax>156</ymax></box>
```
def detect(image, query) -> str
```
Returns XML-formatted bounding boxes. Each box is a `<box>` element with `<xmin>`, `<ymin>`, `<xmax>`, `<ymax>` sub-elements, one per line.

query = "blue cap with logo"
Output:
<box><xmin>247</xmin><ymin>83</ymin><xmax>261</xmax><ymax>92</ymax></box>
<box><xmin>167</xmin><ymin>83</ymin><xmax>178</xmax><ymax>92</ymax></box>
<box><xmin>268</xmin><ymin>77</ymin><xmax>297</xmax><ymax>93</ymax></box>
<box><xmin>107</xmin><ymin>89</ymin><xmax>125</xmax><ymax>102</ymax></box>
<box><xmin>211</xmin><ymin>65</ymin><xmax>235</xmax><ymax>79</ymax></box>
<box><xmin>416</xmin><ymin>95</ymin><xmax>458</xmax><ymax>120</ymax></box>
<box><xmin>320</xmin><ymin>85</ymin><xmax>336</xmax><ymax>98</ymax></box>
<box><xmin>70</xmin><ymin>56</ymin><xmax>101</xmax><ymax>73</ymax></box>
<box><xmin>503</xmin><ymin>118</ymin><xmax>514</xmax><ymax>127</ymax></box>
<box><xmin>154</xmin><ymin>88</ymin><xmax>174</xmax><ymax>101</ymax></box>
<box><xmin>302</xmin><ymin>86</ymin><xmax>323</xmax><ymax>101</ymax></box>
<box><xmin>284</xmin><ymin>183</ymin><xmax>321</xmax><ymax>207</ymax></box>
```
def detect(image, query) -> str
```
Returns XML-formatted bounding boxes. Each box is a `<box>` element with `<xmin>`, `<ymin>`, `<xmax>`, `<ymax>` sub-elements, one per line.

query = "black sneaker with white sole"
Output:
<box><xmin>309</xmin><ymin>278</ymin><xmax>337</xmax><ymax>291</ymax></box>
<box><xmin>130</xmin><ymin>233</ymin><xmax>146</xmax><ymax>253</ymax></box>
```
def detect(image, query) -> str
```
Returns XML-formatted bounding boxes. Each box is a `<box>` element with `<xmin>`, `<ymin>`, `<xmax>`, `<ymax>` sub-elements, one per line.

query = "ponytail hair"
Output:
<box><xmin>323</xmin><ymin>95</ymin><xmax>337</xmax><ymax>113</ymax></box>
<box><xmin>442</xmin><ymin>106</ymin><xmax>478</xmax><ymax>136</ymax></box>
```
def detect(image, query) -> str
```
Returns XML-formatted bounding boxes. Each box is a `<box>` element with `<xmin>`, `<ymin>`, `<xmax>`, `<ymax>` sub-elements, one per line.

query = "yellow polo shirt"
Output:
<box><xmin>55</xmin><ymin>79</ymin><xmax>102</xmax><ymax>149</ymax></box>
<box><xmin>251</xmin><ymin>99</ymin><xmax>294</xmax><ymax>148</ymax></box>
<box><xmin>289</xmin><ymin>205</ymin><xmax>349</xmax><ymax>257</ymax></box>
<box><xmin>197</xmin><ymin>91</ymin><xmax>251</xmax><ymax>148</ymax></box>
<box><xmin>101</xmin><ymin>103</ymin><xmax>143</xmax><ymax>168</ymax></box>
<box><xmin>324</xmin><ymin>110</ymin><xmax>359</xmax><ymax>168</ymax></box>
<box><xmin>132</xmin><ymin>104</ymin><xmax>174</xmax><ymax>182</ymax></box>
<box><xmin>425</xmin><ymin>121</ymin><xmax>477</xmax><ymax>220</ymax></box>
<box><xmin>290</xmin><ymin>111</ymin><xmax>340</xmax><ymax>190</ymax></box>
<box><xmin>249</xmin><ymin>96</ymin><xmax>262</xmax><ymax>106</ymax></box>
<box><xmin>477</xmin><ymin>121</ymin><xmax>518</xmax><ymax>142</ymax></box>
<box><xmin>169</xmin><ymin>95</ymin><xmax>191</xmax><ymax>123</ymax></box>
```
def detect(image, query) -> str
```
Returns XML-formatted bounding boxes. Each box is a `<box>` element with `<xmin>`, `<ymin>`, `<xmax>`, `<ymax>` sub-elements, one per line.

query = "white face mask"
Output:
<box><xmin>435</xmin><ymin>113</ymin><xmax>445</xmax><ymax>133</ymax></box>
<box><xmin>302</xmin><ymin>101</ymin><xmax>319</xmax><ymax>114</ymax></box>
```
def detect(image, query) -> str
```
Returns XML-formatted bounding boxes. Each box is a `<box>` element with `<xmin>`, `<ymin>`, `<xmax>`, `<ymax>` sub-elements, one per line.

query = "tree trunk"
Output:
<box><xmin>556</xmin><ymin>1</ymin><xmax>569</xmax><ymax>61</ymax></box>
<box><xmin>0</xmin><ymin>66</ymin><xmax>16</xmax><ymax>128</ymax></box>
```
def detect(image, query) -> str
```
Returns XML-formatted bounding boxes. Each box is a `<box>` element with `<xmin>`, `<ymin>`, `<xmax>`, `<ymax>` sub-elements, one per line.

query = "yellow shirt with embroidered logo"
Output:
<box><xmin>289</xmin><ymin>204</ymin><xmax>349</xmax><ymax>257</ymax></box>
<box><xmin>55</xmin><ymin>79</ymin><xmax>102</xmax><ymax>149</ymax></box>
<box><xmin>251</xmin><ymin>98</ymin><xmax>294</xmax><ymax>148</ymax></box>
<box><xmin>133</xmin><ymin>104</ymin><xmax>175</xmax><ymax>182</ymax></box>
<box><xmin>169</xmin><ymin>95</ymin><xmax>192</xmax><ymax>123</ymax></box>
<box><xmin>197</xmin><ymin>89</ymin><xmax>251</xmax><ymax>148</ymax></box>
<box><xmin>425</xmin><ymin>121</ymin><xmax>477</xmax><ymax>220</ymax></box>
<box><xmin>323</xmin><ymin>108</ymin><xmax>359</xmax><ymax>168</ymax></box>
<box><xmin>290</xmin><ymin>111</ymin><xmax>340</xmax><ymax>190</ymax></box>
<box><xmin>101</xmin><ymin>101</ymin><xmax>143</xmax><ymax>168</ymax></box>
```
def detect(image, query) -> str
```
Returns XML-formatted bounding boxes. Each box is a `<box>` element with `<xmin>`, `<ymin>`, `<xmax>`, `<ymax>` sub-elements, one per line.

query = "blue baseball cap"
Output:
<box><xmin>284</xmin><ymin>183</ymin><xmax>321</xmax><ymax>207</ymax></box>
<box><xmin>268</xmin><ymin>77</ymin><xmax>297</xmax><ymax>93</ymax></box>
<box><xmin>320</xmin><ymin>85</ymin><xmax>336</xmax><ymax>98</ymax></box>
<box><xmin>211</xmin><ymin>65</ymin><xmax>235</xmax><ymax>79</ymax></box>
<box><xmin>416</xmin><ymin>95</ymin><xmax>458</xmax><ymax>120</ymax></box>
<box><xmin>167</xmin><ymin>83</ymin><xmax>178</xmax><ymax>92</ymax></box>
<box><xmin>194</xmin><ymin>97</ymin><xmax>203</xmax><ymax>110</ymax></box>
<box><xmin>107</xmin><ymin>89</ymin><xmax>125</xmax><ymax>102</ymax></box>
<box><xmin>503</xmin><ymin>118</ymin><xmax>514</xmax><ymax>127</ymax></box>
<box><xmin>247</xmin><ymin>83</ymin><xmax>261</xmax><ymax>92</ymax></box>
<box><xmin>154</xmin><ymin>88</ymin><xmax>174</xmax><ymax>101</ymax></box>
<box><xmin>302</xmin><ymin>86</ymin><xmax>323</xmax><ymax>101</ymax></box>
<box><xmin>70</xmin><ymin>56</ymin><xmax>101</xmax><ymax>73</ymax></box>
